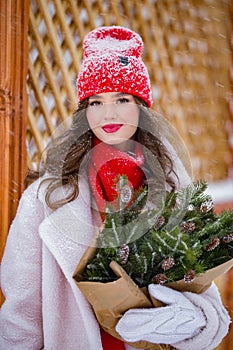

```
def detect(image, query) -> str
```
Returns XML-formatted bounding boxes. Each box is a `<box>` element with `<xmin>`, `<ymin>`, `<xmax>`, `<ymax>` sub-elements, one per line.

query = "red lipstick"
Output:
<box><xmin>102</xmin><ymin>124</ymin><xmax>123</xmax><ymax>133</ymax></box>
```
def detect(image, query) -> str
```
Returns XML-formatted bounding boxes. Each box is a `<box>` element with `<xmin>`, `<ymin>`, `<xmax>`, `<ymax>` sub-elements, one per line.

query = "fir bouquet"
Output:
<box><xmin>73</xmin><ymin>177</ymin><xmax>233</xmax><ymax>349</ymax></box>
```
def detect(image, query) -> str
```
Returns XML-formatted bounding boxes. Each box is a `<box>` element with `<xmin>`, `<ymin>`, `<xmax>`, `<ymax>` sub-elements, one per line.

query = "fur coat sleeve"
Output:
<box><xmin>0</xmin><ymin>181</ymin><xmax>44</xmax><ymax>349</ymax></box>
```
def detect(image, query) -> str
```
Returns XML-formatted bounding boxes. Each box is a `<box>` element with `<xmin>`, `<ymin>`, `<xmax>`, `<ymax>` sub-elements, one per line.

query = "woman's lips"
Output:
<box><xmin>102</xmin><ymin>124</ymin><xmax>123</xmax><ymax>133</ymax></box>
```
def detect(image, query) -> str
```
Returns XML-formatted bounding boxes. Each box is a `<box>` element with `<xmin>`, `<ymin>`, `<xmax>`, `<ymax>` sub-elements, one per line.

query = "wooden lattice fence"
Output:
<box><xmin>28</xmin><ymin>0</ymin><xmax>233</xmax><ymax>181</ymax></box>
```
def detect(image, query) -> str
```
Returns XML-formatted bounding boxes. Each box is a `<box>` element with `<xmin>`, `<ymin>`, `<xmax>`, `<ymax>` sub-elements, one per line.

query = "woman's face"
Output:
<box><xmin>86</xmin><ymin>92</ymin><xmax>139</xmax><ymax>151</ymax></box>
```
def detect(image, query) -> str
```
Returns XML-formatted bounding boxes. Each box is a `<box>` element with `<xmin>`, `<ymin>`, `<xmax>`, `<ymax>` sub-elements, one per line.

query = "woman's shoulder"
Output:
<box><xmin>16</xmin><ymin>177</ymin><xmax>45</xmax><ymax>214</ymax></box>
<box><xmin>20</xmin><ymin>175</ymin><xmax>48</xmax><ymax>201</ymax></box>
<box><xmin>25</xmin><ymin>172</ymin><xmax>90</xmax><ymax>207</ymax></box>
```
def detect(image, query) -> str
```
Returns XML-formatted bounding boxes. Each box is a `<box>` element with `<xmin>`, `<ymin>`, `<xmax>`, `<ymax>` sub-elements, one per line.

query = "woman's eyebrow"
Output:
<box><xmin>115</xmin><ymin>92</ymin><xmax>130</xmax><ymax>97</ymax></box>
<box><xmin>89</xmin><ymin>95</ymin><xmax>101</xmax><ymax>99</ymax></box>
<box><xmin>89</xmin><ymin>93</ymin><xmax>130</xmax><ymax>99</ymax></box>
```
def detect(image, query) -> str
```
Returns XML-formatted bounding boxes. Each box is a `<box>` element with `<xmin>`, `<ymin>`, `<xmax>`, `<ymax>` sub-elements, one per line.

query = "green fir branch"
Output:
<box><xmin>81</xmin><ymin>178</ymin><xmax>233</xmax><ymax>287</ymax></box>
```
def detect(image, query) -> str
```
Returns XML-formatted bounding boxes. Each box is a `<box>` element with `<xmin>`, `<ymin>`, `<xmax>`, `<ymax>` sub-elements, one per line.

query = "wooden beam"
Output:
<box><xmin>0</xmin><ymin>0</ymin><xmax>30</xmax><ymax>306</ymax></box>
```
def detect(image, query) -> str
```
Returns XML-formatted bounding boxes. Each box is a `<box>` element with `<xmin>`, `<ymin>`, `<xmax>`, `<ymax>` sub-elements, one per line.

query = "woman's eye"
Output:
<box><xmin>89</xmin><ymin>100</ymin><xmax>101</xmax><ymax>106</ymax></box>
<box><xmin>117</xmin><ymin>97</ymin><xmax>129</xmax><ymax>104</ymax></box>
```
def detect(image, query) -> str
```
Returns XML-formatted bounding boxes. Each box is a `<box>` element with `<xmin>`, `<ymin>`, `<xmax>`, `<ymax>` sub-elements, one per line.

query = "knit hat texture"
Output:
<box><xmin>77</xmin><ymin>26</ymin><xmax>152</xmax><ymax>107</ymax></box>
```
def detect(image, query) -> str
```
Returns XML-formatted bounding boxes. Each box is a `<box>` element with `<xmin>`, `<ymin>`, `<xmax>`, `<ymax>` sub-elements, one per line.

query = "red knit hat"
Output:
<box><xmin>77</xmin><ymin>26</ymin><xmax>152</xmax><ymax>107</ymax></box>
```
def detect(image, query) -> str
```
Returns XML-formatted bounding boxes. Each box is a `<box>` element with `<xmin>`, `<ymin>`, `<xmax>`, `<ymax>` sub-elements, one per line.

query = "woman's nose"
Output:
<box><xmin>103</xmin><ymin>103</ymin><xmax>118</xmax><ymax>119</ymax></box>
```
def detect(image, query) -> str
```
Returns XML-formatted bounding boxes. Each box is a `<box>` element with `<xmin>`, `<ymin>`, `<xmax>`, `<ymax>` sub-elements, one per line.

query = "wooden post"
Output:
<box><xmin>0</xmin><ymin>0</ymin><xmax>30</xmax><ymax>306</ymax></box>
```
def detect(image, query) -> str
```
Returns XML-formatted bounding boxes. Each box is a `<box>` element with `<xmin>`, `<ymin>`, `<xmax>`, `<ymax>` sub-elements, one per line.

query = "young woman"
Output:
<box><xmin>0</xmin><ymin>26</ymin><xmax>230</xmax><ymax>350</ymax></box>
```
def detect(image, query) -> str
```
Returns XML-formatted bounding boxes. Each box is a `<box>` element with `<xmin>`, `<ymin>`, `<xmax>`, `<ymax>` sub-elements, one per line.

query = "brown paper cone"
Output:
<box><xmin>74</xmin><ymin>259</ymin><xmax>162</xmax><ymax>349</ymax></box>
<box><xmin>167</xmin><ymin>258</ymin><xmax>233</xmax><ymax>293</ymax></box>
<box><xmin>73</xmin><ymin>243</ymin><xmax>233</xmax><ymax>349</ymax></box>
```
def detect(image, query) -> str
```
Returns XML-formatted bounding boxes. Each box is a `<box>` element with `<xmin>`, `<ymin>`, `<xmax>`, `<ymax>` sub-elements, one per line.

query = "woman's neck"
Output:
<box><xmin>93</xmin><ymin>135</ymin><xmax>137</xmax><ymax>153</ymax></box>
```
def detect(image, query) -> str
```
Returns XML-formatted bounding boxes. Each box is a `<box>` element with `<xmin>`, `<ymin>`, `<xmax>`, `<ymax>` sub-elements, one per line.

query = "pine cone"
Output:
<box><xmin>120</xmin><ymin>184</ymin><xmax>133</xmax><ymax>204</ymax></box>
<box><xmin>222</xmin><ymin>233</ymin><xmax>233</xmax><ymax>243</ymax></box>
<box><xmin>206</xmin><ymin>237</ymin><xmax>220</xmax><ymax>251</ymax></box>
<box><xmin>200</xmin><ymin>199</ymin><xmax>213</xmax><ymax>213</ymax></box>
<box><xmin>161</xmin><ymin>257</ymin><xmax>175</xmax><ymax>271</ymax></box>
<box><xmin>117</xmin><ymin>244</ymin><xmax>130</xmax><ymax>264</ymax></box>
<box><xmin>156</xmin><ymin>216</ymin><xmax>165</xmax><ymax>229</ymax></box>
<box><xmin>184</xmin><ymin>270</ymin><xmax>196</xmax><ymax>283</ymax></box>
<box><xmin>180</xmin><ymin>221</ymin><xmax>196</xmax><ymax>233</ymax></box>
<box><xmin>152</xmin><ymin>273</ymin><xmax>168</xmax><ymax>284</ymax></box>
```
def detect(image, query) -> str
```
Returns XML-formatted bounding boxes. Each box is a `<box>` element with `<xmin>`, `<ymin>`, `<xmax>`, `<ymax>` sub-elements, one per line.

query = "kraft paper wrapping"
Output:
<box><xmin>73</xmin><ymin>243</ymin><xmax>233</xmax><ymax>350</ymax></box>
<box><xmin>167</xmin><ymin>258</ymin><xmax>233</xmax><ymax>293</ymax></box>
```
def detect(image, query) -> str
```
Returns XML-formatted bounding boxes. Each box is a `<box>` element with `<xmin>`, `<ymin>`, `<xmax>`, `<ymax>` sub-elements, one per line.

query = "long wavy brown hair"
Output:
<box><xmin>25</xmin><ymin>96</ymin><xmax>178</xmax><ymax>209</ymax></box>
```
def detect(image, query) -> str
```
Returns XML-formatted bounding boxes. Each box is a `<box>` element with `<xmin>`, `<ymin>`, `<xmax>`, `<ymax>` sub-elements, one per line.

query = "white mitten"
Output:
<box><xmin>172</xmin><ymin>283</ymin><xmax>231</xmax><ymax>350</ymax></box>
<box><xmin>116</xmin><ymin>284</ymin><xmax>206</xmax><ymax>344</ymax></box>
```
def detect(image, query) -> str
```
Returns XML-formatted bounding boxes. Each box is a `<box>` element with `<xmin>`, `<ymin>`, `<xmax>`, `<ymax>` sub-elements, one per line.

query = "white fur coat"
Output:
<box><xmin>0</xmin><ymin>175</ymin><xmax>231</xmax><ymax>350</ymax></box>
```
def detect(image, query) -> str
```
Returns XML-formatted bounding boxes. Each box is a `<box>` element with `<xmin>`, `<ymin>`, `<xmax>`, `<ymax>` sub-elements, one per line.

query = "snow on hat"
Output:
<box><xmin>77</xmin><ymin>26</ymin><xmax>152</xmax><ymax>107</ymax></box>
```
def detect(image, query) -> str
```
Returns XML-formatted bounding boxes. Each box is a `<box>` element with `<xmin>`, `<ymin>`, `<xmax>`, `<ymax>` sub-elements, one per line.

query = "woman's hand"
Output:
<box><xmin>116</xmin><ymin>284</ymin><xmax>206</xmax><ymax>344</ymax></box>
